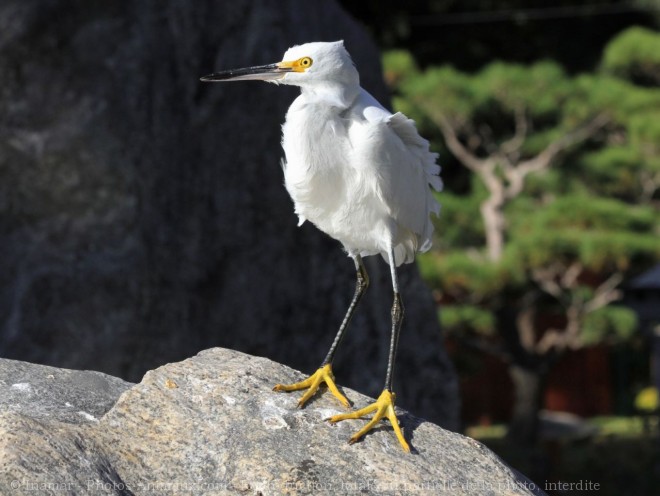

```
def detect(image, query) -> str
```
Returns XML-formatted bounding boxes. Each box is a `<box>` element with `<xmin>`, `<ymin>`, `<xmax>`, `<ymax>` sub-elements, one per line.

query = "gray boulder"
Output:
<box><xmin>0</xmin><ymin>349</ymin><xmax>544</xmax><ymax>496</ymax></box>
<box><xmin>0</xmin><ymin>358</ymin><xmax>132</xmax><ymax>425</ymax></box>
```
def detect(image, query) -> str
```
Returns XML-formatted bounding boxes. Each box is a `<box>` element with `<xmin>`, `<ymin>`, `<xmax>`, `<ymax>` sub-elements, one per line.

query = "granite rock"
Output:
<box><xmin>0</xmin><ymin>358</ymin><xmax>133</xmax><ymax>425</ymax></box>
<box><xmin>0</xmin><ymin>348</ymin><xmax>543</xmax><ymax>496</ymax></box>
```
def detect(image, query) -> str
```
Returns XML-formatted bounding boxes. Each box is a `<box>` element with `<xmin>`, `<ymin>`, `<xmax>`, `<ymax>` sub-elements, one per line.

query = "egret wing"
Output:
<box><xmin>349</xmin><ymin>91</ymin><xmax>441</xmax><ymax>263</ymax></box>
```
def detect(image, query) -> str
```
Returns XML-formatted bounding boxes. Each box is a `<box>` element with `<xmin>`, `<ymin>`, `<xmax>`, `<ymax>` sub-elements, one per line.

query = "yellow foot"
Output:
<box><xmin>327</xmin><ymin>389</ymin><xmax>410</xmax><ymax>453</ymax></box>
<box><xmin>273</xmin><ymin>364</ymin><xmax>350</xmax><ymax>408</ymax></box>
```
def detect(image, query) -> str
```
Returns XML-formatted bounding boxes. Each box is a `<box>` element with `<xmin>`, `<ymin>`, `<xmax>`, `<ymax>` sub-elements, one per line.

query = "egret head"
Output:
<box><xmin>276</xmin><ymin>41</ymin><xmax>358</xmax><ymax>88</ymax></box>
<box><xmin>201</xmin><ymin>41</ymin><xmax>360</xmax><ymax>106</ymax></box>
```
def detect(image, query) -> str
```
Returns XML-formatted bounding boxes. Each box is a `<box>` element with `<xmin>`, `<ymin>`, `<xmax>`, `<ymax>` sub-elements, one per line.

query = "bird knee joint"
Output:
<box><xmin>391</xmin><ymin>294</ymin><xmax>404</xmax><ymax>321</ymax></box>
<box><xmin>357</xmin><ymin>270</ymin><xmax>370</xmax><ymax>292</ymax></box>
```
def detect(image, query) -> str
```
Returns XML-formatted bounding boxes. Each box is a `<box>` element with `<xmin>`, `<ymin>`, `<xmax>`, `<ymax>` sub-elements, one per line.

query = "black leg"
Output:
<box><xmin>321</xmin><ymin>255</ymin><xmax>369</xmax><ymax>366</ymax></box>
<box><xmin>384</xmin><ymin>291</ymin><xmax>404</xmax><ymax>392</ymax></box>
<box><xmin>326</xmin><ymin>247</ymin><xmax>411</xmax><ymax>452</ymax></box>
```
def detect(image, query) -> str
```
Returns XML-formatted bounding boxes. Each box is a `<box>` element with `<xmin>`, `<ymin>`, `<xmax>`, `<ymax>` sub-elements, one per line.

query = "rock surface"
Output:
<box><xmin>0</xmin><ymin>0</ymin><xmax>458</xmax><ymax>430</ymax></box>
<box><xmin>0</xmin><ymin>359</ymin><xmax>132</xmax><ymax>425</ymax></box>
<box><xmin>0</xmin><ymin>349</ymin><xmax>544</xmax><ymax>495</ymax></box>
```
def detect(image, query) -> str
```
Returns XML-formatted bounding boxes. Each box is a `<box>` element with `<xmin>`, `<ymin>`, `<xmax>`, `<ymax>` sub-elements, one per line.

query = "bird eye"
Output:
<box><xmin>289</xmin><ymin>57</ymin><xmax>313</xmax><ymax>72</ymax></box>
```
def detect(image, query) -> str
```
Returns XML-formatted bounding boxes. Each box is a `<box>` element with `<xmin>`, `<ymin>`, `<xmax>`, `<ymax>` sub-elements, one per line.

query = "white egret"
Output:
<box><xmin>201</xmin><ymin>41</ymin><xmax>441</xmax><ymax>452</ymax></box>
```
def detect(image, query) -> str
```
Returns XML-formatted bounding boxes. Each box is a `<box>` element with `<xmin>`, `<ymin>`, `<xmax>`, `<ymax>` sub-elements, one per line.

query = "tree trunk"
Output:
<box><xmin>507</xmin><ymin>364</ymin><xmax>546</xmax><ymax>447</ymax></box>
<box><xmin>477</xmin><ymin>162</ymin><xmax>507</xmax><ymax>262</ymax></box>
<box><xmin>0</xmin><ymin>1</ymin><xmax>458</xmax><ymax>428</ymax></box>
<box><xmin>480</xmin><ymin>198</ymin><xmax>506</xmax><ymax>262</ymax></box>
<box><xmin>497</xmin><ymin>304</ymin><xmax>547</xmax><ymax>446</ymax></box>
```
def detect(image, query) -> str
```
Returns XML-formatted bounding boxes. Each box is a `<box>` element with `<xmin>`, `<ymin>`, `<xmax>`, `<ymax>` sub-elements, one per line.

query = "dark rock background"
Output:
<box><xmin>0</xmin><ymin>0</ymin><xmax>458</xmax><ymax>428</ymax></box>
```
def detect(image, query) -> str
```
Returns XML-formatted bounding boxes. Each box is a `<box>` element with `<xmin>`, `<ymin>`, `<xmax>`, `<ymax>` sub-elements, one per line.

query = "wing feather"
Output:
<box><xmin>349</xmin><ymin>91</ymin><xmax>441</xmax><ymax>264</ymax></box>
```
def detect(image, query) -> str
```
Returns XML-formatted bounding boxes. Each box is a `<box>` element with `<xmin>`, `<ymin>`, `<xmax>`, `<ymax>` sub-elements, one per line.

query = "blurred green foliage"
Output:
<box><xmin>601</xmin><ymin>26</ymin><xmax>660</xmax><ymax>85</ymax></box>
<box><xmin>386</xmin><ymin>26</ymin><xmax>660</xmax><ymax>350</ymax></box>
<box><xmin>582</xmin><ymin>306</ymin><xmax>638</xmax><ymax>345</ymax></box>
<box><xmin>439</xmin><ymin>304</ymin><xmax>496</xmax><ymax>336</ymax></box>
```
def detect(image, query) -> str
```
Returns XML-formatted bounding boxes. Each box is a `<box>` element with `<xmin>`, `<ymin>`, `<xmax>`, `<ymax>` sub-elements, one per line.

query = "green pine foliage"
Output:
<box><xmin>389</xmin><ymin>26</ymin><xmax>660</xmax><ymax>347</ymax></box>
<box><xmin>582</xmin><ymin>306</ymin><xmax>638</xmax><ymax>345</ymax></box>
<box><xmin>601</xmin><ymin>26</ymin><xmax>660</xmax><ymax>85</ymax></box>
<box><xmin>439</xmin><ymin>305</ymin><xmax>496</xmax><ymax>337</ymax></box>
<box><xmin>431</xmin><ymin>190</ymin><xmax>485</xmax><ymax>249</ymax></box>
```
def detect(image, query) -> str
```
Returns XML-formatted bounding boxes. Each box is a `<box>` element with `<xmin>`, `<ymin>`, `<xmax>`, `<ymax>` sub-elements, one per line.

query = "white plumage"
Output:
<box><xmin>279</xmin><ymin>42</ymin><xmax>441</xmax><ymax>267</ymax></box>
<box><xmin>201</xmin><ymin>40</ymin><xmax>441</xmax><ymax>453</ymax></box>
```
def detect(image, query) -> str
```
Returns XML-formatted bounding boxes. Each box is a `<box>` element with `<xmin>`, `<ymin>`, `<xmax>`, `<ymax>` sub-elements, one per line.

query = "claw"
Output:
<box><xmin>327</xmin><ymin>389</ymin><xmax>410</xmax><ymax>453</ymax></box>
<box><xmin>273</xmin><ymin>364</ymin><xmax>350</xmax><ymax>408</ymax></box>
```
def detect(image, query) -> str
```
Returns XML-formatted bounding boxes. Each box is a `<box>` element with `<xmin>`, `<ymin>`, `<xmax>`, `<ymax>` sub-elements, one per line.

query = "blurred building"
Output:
<box><xmin>455</xmin><ymin>340</ymin><xmax>613</xmax><ymax>426</ymax></box>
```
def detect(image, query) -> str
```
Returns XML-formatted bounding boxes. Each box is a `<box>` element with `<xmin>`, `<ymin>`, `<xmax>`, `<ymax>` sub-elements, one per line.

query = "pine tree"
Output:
<box><xmin>386</xmin><ymin>26</ymin><xmax>660</xmax><ymax>444</ymax></box>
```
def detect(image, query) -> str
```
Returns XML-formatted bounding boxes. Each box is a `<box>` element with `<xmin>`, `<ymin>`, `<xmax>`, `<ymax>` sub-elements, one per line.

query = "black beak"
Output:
<box><xmin>200</xmin><ymin>63</ymin><xmax>291</xmax><ymax>82</ymax></box>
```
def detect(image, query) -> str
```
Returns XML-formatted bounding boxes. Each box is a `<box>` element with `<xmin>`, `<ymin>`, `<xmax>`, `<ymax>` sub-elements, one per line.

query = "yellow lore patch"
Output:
<box><xmin>278</xmin><ymin>56</ymin><xmax>313</xmax><ymax>73</ymax></box>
